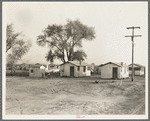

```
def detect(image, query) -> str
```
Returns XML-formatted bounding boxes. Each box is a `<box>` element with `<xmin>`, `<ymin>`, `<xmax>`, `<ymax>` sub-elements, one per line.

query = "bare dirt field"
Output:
<box><xmin>5</xmin><ymin>76</ymin><xmax>145</xmax><ymax>115</ymax></box>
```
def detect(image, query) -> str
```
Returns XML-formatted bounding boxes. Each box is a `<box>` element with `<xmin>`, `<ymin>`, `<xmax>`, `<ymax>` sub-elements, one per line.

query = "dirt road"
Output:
<box><xmin>5</xmin><ymin>76</ymin><xmax>145</xmax><ymax>115</ymax></box>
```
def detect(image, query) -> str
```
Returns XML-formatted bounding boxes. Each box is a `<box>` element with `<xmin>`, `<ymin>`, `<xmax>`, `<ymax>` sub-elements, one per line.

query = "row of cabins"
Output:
<box><xmin>7</xmin><ymin>61</ymin><xmax>145</xmax><ymax>79</ymax></box>
<box><xmin>7</xmin><ymin>61</ymin><xmax>91</xmax><ymax>78</ymax></box>
<box><xmin>6</xmin><ymin>63</ymin><xmax>60</xmax><ymax>71</ymax></box>
<box><xmin>97</xmin><ymin>62</ymin><xmax>145</xmax><ymax>79</ymax></box>
<box><xmin>51</xmin><ymin>61</ymin><xmax>145</xmax><ymax>79</ymax></box>
<box><xmin>6</xmin><ymin>63</ymin><xmax>47</xmax><ymax>70</ymax></box>
<box><xmin>6</xmin><ymin>63</ymin><xmax>60</xmax><ymax>78</ymax></box>
<box><xmin>28</xmin><ymin>61</ymin><xmax>91</xmax><ymax>78</ymax></box>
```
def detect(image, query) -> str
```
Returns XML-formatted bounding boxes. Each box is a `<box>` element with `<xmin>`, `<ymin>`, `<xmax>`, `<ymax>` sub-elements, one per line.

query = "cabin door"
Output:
<box><xmin>70</xmin><ymin>66</ymin><xmax>74</xmax><ymax>77</ymax></box>
<box><xmin>42</xmin><ymin>73</ymin><xmax>44</xmax><ymax>78</ymax></box>
<box><xmin>113</xmin><ymin>67</ymin><xmax>118</xmax><ymax>79</ymax></box>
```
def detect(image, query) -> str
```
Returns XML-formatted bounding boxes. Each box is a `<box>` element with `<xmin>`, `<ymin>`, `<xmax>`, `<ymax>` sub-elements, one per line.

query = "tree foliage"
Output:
<box><xmin>6</xmin><ymin>24</ymin><xmax>32</xmax><ymax>72</ymax></box>
<box><xmin>6</xmin><ymin>24</ymin><xmax>22</xmax><ymax>53</ymax></box>
<box><xmin>72</xmin><ymin>50</ymin><xmax>87</xmax><ymax>62</ymax></box>
<box><xmin>37</xmin><ymin>19</ymin><xmax>95</xmax><ymax>63</ymax></box>
<box><xmin>45</xmin><ymin>49</ymin><xmax>56</xmax><ymax>64</ymax></box>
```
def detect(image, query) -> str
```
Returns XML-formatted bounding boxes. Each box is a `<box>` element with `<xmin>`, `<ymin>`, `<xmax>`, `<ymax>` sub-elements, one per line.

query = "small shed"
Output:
<box><xmin>29</xmin><ymin>65</ymin><xmax>45</xmax><ymax>78</ymax></box>
<box><xmin>128</xmin><ymin>63</ymin><xmax>145</xmax><ymax>76</ymax></box>
<box><xmin>59</xmin><ymin>61</ymin><xmax>91</xmax><ymax>77</ymax></box>
<box><xmin>101</xmin><ymin>62</ymin><xmax>129</xmax><ymax>79</ymax></box>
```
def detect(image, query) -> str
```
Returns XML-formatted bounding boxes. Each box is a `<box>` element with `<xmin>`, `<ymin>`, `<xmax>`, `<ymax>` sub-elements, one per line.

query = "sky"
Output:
<box><xmin>3</xmin><ymin>2</ymin><xmax>148</xmax><ymax>66</ymax></box>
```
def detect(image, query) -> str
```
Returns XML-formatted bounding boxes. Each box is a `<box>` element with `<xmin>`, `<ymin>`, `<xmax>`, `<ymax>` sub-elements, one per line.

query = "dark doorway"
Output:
<box><xmin>42</xmin><ymin>73</ymin><xmax>44</xmax><ymax>78</ymax></box>
<box><xmin>112</xmin><ymin>67</ymin><xmax>118</xmax><ymax>79</ymax></box>
<box><xmin>70</xmin><ymin>66</ymin><xmax>74</xmax><ymax>77</ymax></box>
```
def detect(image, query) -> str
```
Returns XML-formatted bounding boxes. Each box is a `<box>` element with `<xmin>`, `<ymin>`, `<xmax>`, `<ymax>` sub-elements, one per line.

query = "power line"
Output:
<box><xmin>125</xmin><ymin>26</ymin><xmax>142</xmax><ymax>82</ymax></box>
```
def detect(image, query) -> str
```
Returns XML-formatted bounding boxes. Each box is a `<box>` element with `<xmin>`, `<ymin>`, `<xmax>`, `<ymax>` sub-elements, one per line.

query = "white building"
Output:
<box><xmin>45</xmin><ymin>64</ymin><xmax>60</xmax><ymax>73</ymax></box>
<box><xmin>128</xmin><ymin>63</ymin><xmax>145</xmax><ymax>76</ymax></box>
<box><xmin>59</xmin><ymin>61</ymin><xmax>91</xmax><ymax>77</ymax></box>
<box><xmin>29</xmin><ymin>65</ymin><xmax>45</xmax><ymax>78</ymax></box>
<box><xmin>101</xmin><ymin>62</ymin><xmax>129</xmax><ymax>79</ymax></box>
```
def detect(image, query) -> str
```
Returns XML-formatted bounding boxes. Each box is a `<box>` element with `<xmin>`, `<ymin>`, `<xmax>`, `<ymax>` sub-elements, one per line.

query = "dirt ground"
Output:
<box><xmin>5</xmin><ymin>76</ymin><xmax>145</xmax><ymax>115</ymax></box>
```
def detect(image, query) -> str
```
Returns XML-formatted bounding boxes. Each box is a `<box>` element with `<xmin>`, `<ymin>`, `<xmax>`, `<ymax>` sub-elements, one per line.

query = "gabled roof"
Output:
<box><xmin>35</xmin><ymin>63</ymin><xmax>47</xmax><ymax>67</ymax></box>
<box><xmin>98</xmin><ymin>64</ymin><xmax>104</xmax><ymax>67</ymax></box>
<box><xmin>60</xmin><ymin>61</ymin><xmax>90</xmax><ymax>67</ymax></box>
<box><xmin>101</xmin><ymin>62</ymin><xmax>128</xmax><ymax>67</ymax></box>
<box><xmin>35</xmin><ymin>63</ymin><xmax>41</xmax><ymax>65</ymax></box>
<box><xmin>40</xmin><ymin>65</ymin><xmax>46</xmax><ymax>69</ymax></box>
<box><xmin>128</xmin><ymin>63</ymin><xmax>145</xmax><ymax>68</ymax></box>
<box><xmin>35</xmin><ymin>63</ymin><xmax>46</xmax><ymax>66</ymax></box>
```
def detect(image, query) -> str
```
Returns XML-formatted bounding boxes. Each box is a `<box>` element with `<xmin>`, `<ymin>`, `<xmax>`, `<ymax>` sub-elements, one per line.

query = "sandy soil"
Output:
<box><xmin>5</xmin><ymin>76</ymin><xmax>145</xmax><ymax>115</ymax></box>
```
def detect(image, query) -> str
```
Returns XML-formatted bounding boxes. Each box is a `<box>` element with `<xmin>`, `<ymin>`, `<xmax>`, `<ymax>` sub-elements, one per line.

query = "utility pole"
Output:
<box><xmin>125</xmin><ymin>26</ymin><xmax>141</xmax><ymax>81</ymax></box>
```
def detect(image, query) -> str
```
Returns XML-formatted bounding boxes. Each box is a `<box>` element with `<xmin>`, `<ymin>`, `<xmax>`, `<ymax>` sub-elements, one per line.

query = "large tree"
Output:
<box><xmin>45</xmin><ymin>49</ymin><xmax>56</xmax><ymax>64</ymax></box>
<box><xmin>6</xmin><ymin>24</ymin><xmax>22</xmax><ymax>53</ymax></box>
<box><xmin>37</xmin><ymin>19</ymin><xmax>95</xmax><ymax>63</ymax></box>
<box><xmin>6</xmin><ymin>24</ymin><xmax>32</xmax><ymax>73</ymax></box>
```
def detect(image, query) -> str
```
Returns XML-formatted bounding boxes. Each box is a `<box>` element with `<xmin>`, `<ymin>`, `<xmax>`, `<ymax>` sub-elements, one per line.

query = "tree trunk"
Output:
<box><xmin>62</xmin><ymin>49</ymin><xmax>66</xmax><ymax>63</ymax></box>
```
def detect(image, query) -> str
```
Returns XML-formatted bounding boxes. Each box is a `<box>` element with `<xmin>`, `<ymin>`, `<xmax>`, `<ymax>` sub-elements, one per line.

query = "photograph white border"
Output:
<box><xmin>2</xmin><ymin>1</ymin><xmax>148</xmax><ymax>120</ymax></box>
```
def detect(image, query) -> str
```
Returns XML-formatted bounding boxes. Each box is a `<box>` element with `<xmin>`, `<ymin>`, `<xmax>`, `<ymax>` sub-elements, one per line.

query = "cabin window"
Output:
<box><xmin>83</xmin><ymin>66</ymin><xmax>86</xmax><ymax>72</ymax></box>
<box><xmin>134</xmin><ymin>67</ymin><xmax>140</xmax><ymax>71</ymax></box>
<box><xmin>31</xmin><ymin>70</ymin><xmax>34</xmax><ymax>73</ymax></box>
<box><xmin>78</xmin><ymin>66</ymin><xmax>80</xmax><ymax>71</ymax></box>
<box><xmin>57</xmin><ymin>66</ymin><xmax>58</xmax><ymax>68</ymax></box>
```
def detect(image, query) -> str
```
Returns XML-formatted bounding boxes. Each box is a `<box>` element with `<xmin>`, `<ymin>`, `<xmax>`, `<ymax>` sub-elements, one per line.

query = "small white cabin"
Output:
<box><xmin>29</xmin><ymin>65</ymin><xmax>45</xmax><ymax>78</ymax></box>
<box><xmin>59</xmin><ymin>61</ymin><xmax>91</xmax><ymax>77</ymax></box>
<box><xmin>129</xmin><ymin>63</ymin><xmax>145</xmax><ymax>76</ymax></box>
<box><xmin>45</xmin><ymin>64</ymin><xmax>60</xmax><ymax>73</ymax></box>
<box><xmin>101</xmin><ymin>62</ymin><xmax>129</xmax><ymax>79</ymax></box>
